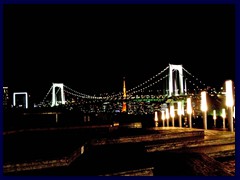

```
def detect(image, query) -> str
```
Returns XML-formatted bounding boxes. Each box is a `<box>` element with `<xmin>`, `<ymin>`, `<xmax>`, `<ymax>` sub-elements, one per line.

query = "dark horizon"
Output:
<box><xmin>3</xmin><ymin>4</ymin><xmax>235</xmax><ymax>103</ymax></box>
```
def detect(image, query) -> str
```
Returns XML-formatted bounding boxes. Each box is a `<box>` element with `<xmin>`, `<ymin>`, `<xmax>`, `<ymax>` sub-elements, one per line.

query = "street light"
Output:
<box><xmin>233</xmin><ymin>106</ymin><xmax>235</xmax><ymax>119</ymax></box>
<box><xmin>166</xmin><ymin>108</ymin><xmax>170</xmax><ymax>127</ymax></box>
<box><xmin>178</xmin><ymin>101</ymin><xmax>182</xmax><ymax>127</ymax></box>
<box><xmin>213</xmin><ymin>110</ymin><xmax>216</xmax><ymax>128</ymax></box>
<box><xmin>161</xmin><ymin>110</ymin><xmax>165</xmax><ymax>127</ymax></box>
<box><xmin>225</xmin><ymin>80</ymin><xmax>234</xmax><ymax>132</ymax></box>
<box><xmin>170</xmin><ymin>105</ymin><xmax>175</xmax><ymax>127</ymax></box>
<box><xmin>201</xmin><ymin>91</ymin><xmax>208</xmax><ymax>130</ymax></box>
<box><xmin>222</xmin><ymin>108</ymin><xmax>226</xmax><ymax>129</ymax></box>
<box><xmin>187</xmin><ymin>97</ymin><xmax>192</xmax><ymax>128</ymax></box>
<box><xmin>154</xmin><ymin>111</ymin><xmax>158</xmax><ymax>127</ymax></box>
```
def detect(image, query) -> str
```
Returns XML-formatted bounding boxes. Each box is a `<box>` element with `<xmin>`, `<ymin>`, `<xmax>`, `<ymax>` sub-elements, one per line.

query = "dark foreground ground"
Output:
<box><xmin>3</xmin><ymin>125</ymin><xmax>235</xmax><ymax>176</ymax></box>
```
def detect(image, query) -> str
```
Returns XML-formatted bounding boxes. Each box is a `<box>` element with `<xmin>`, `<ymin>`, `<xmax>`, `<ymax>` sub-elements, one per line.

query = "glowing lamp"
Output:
<box><xmin>166</xmin><ymin>108</ymin><xmax>169</xmax><ymax>120</ymax></box>
<box><xmin>170</xmin><ymin>105</ymin><xmax>175</xmax><ymax>118</ymax></box>
<box><xmin>201</xmin><ymin>91</ymin><xmax>207</xmax><ymax>112</ymax></box>
<box><xmin>177</xmin><ymin>102</ymin><xmax>182</xmax><ymax>115</ymax></box>
<box><xmin>226</xmin><ymin>80</ymin><xmax>234</xmax><ymax>107</ymax></box>
<box><xmin>222</xmin><ymin>108</ymin><xmax>226</xmax><ymax>119</ymax></box>
<box><xmin>154</xmin><ymin>111</ymin><xmax>158</xmax><ymax>121</ymax></box>
<box><xmin>233</xmin><ymin>106</ymin><xmax>235</xmax><ymax>119</ymax></box>
<box><xmin>187</xmin><ymin>98</ymin><xmax>192</xmax><ymax>114</ymax></box>
<box><xmin>161</xmin><ymin>111</ymin><xmax>165</xmax><ymax>120</ymax></box>
<box><xmin>213</xmin><ymin>110</ymin><xmax>216</xmax><ymax>120</ymax></box>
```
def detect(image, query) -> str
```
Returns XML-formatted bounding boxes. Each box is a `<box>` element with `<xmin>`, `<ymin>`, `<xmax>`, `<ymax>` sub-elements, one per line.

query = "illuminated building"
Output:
<box><xmin>3</xmin><ymin>87</ymin><xmax>10</xmax><ymax>109</ymax></box>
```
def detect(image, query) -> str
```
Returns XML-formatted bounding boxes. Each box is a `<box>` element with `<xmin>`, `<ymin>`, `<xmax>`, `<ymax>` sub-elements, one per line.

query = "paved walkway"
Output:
<box><xmin>3</xmin><ymin>126</ymin><xmax>235</xmax><ymax>175</ymax></box>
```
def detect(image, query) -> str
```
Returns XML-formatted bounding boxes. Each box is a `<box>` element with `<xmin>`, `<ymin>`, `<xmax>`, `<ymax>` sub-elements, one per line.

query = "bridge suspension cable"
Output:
<box><xmin>182</xmin><ymin>67</ymin><xmax>218</xmax><ymax>95</ymax></box>
<box><xmin>105</xmin><ymin>66</ymin><xmax>170</xmax><ymax>99</ymax></box>
<box><xmin>128</xmin><ymin>74</ymin><xmax>170</xmax><ymax>96</ymax></box>
<box><xmin>41</xmin><ymin>64</ymin><xmax>221</xmax><ymax>105</ymax></box>
<box><xmin>126</xmin><ymin>66</ymin><xmax>169</xmax><ymax>94</ymax></box>
<box><xmin>40</xmin><ymin>85</ymin><xmax>53</xmax><ymax>104</ymax></box>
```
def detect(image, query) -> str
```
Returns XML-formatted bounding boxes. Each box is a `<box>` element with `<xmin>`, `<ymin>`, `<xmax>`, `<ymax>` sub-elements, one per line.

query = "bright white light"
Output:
<box><xmin>233</xmin><ymin>106</ymin><xmax>235</xmax><ymax>119</ymax></box>
<box><xmin>226</xmin><ymin>80</ymin><xmax>234</xmax><ymax>107</ymax></box>
<box><xmin>213</xmin><ymin>110</ymin><xmax>216</xmax><ymax>120</ymax></box>
<box><xmin>161</xmin><ymin>111</ymin><xmax>165</xmax><ymax>120</ymax></box>
<box><xmin>222</xmin><ymin>108</ymin><xmax>226</xmax><ymax>119</ymax></box>
<box><xmin>181</xmin><ymin>103</ymin><xmax>185</xmax><ymax>115</ymax></box>
<box><xmin>13</xmin><ymin>92</ymin><xmax>28</xmax><ymax>109</ymax></box>
<box><xmin>166</xmin><ymin>108</ymin><xmax>169</xmax><ymax>120</ymax></box>
<box><xmin>201</xmin><ymin>91</ymin><xmax>207</xmax><ymax>112</ymax></box>
<box><xmin>177</xmin><ymin>102</ymin><xmax>182</xmax><ymax>115</ymax></box>
<box><xmin>154</xmin><ymin>111</ymin><xmax>158</xmax><ymax>121</ymax></box>
<box><xmin>170</xmin><ymin>105</ymin><xmax>175</xmax><ymax>118</ymax></box>
<box><xmin>187</xmin><ymin>98</ymin><xmax>192</xmax><ymax>114</ymax></box>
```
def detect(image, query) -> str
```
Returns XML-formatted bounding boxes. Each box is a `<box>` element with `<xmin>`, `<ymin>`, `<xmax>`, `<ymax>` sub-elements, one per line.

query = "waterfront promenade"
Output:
<box><xmin>3</xmin><ymin>124</ymin><xmax>235</xmax><ymax>176</ymax></box>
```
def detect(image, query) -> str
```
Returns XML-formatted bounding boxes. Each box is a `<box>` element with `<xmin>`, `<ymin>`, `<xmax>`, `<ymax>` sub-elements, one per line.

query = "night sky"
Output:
<box><xmin>4</xmin><ymin>4</ymin><xmax>235</xmax><ymax>103</ymax></box>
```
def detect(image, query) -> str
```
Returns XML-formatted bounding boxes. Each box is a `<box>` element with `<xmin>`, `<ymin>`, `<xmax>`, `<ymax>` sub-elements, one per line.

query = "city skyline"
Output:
<box><xmin>4</xmin><ymin>4</ymin><xmax>235</xmax><ymax>103</ymax></box>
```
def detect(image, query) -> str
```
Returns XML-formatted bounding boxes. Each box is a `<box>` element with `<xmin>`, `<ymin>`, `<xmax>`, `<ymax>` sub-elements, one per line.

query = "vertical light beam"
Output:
<box><xmin>178</xmin><ymin>101</ymin><xmax>182</xmax><ymax>127</ymax></box>
<box><xmin>170</xmin><ymin>105</ymin><xmax>175</xmax><ymax>127</ymax></box>
<box><xmin>187</xmin><ymin>98</ymin><xmax>192</xmax><ymax>128</ymax></box>
<box><xmin>161</xmin><ymin>110</ymin><xmax>165</xmax><ymax>127</ymax></box>
<box><xmin>225</xmin><ymin>80</ymin><xmax>234</xmax><ymax>132</ymax></box>
<box><xmin>222</xmin><ymin>108</ymin><xmax>226</xmax><ymax>129</ymax></box>
<box><xmin>166</xmin><ymin>108</ymin><xmax>169</xmax><ymax>127</ymax></box>
<box><xmin>201</xmin><ymin>91</ymin><xmax>208</xmax><ymax>130</ymax></box>
<box><xmin>213</xmin><ymin>110</ymin><xmax>216</xmax><ymax>128</ymax></box>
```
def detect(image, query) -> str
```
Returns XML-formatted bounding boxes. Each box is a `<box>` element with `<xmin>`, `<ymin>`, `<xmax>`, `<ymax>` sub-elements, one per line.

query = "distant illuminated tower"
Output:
<box><xmin>168</xmin><ymin>64</ymin><xmax>184</xmax><ymax>97</ymax></box>
<box><xmin>51</xmin><ymin>83</ymin><xmax>66</xmax><ymax>107</ymax></box>
<box><xmin>122</xmin><ymin>77</ymin><xmax>127</xmax><ymax>112</ymax></box>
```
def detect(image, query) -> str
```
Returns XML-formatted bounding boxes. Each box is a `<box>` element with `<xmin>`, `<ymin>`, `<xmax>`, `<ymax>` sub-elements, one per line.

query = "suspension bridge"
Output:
<box><xmin>9</xmin><ymin>62</ymin><xmax>233</xmax><ymax>130</ymax></box>
<box><xmin>40</xmin><ymin>64</ymin><xmax>218</xmax><ymax>107</ymax></box>
<box><xmin>4</xmin><ymin>64</ymin><xmax>235</xmax><ymax>176</ymax></box>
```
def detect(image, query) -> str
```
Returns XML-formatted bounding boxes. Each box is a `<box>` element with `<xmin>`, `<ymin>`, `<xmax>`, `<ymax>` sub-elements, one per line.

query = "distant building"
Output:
<box><xmin>3</xmin><ymin>87</ymin><xmax>10</xmax><ymax>109</ymax></box>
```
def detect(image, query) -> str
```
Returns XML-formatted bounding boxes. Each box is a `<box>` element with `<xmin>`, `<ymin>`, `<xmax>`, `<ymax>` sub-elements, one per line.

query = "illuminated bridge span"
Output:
<box><xmin>40</xmin><ymin>64</ymin><xmax>217</xmax><ymax>107</ymax></box>
<box><xmin>36</xmin><ymin>63</ymin><xmax>235</xmax><ymax>131</ymax></box>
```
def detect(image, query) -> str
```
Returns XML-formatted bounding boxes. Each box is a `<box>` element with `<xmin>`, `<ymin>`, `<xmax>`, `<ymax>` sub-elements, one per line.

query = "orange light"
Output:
<box><xmin>122</xmin><ymin>102</ymin><xmax>127</xmax><ymax>112</ymax></box>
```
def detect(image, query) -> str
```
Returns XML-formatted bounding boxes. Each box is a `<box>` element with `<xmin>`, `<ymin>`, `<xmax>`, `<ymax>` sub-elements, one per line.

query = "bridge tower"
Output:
<box><xmin>122</xmin><ymin>77</ymin><xmax>127</xmax><ymax>112</ymax></box>
<box><xmin>51</xmin><ymin>83</ymin><xmax>66</xmax><ymax>107</ymax></box>
<box><xmin>168</xmin><ymin>64</ymin><xmax>185</xmax><ymax>97</ymax></box>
